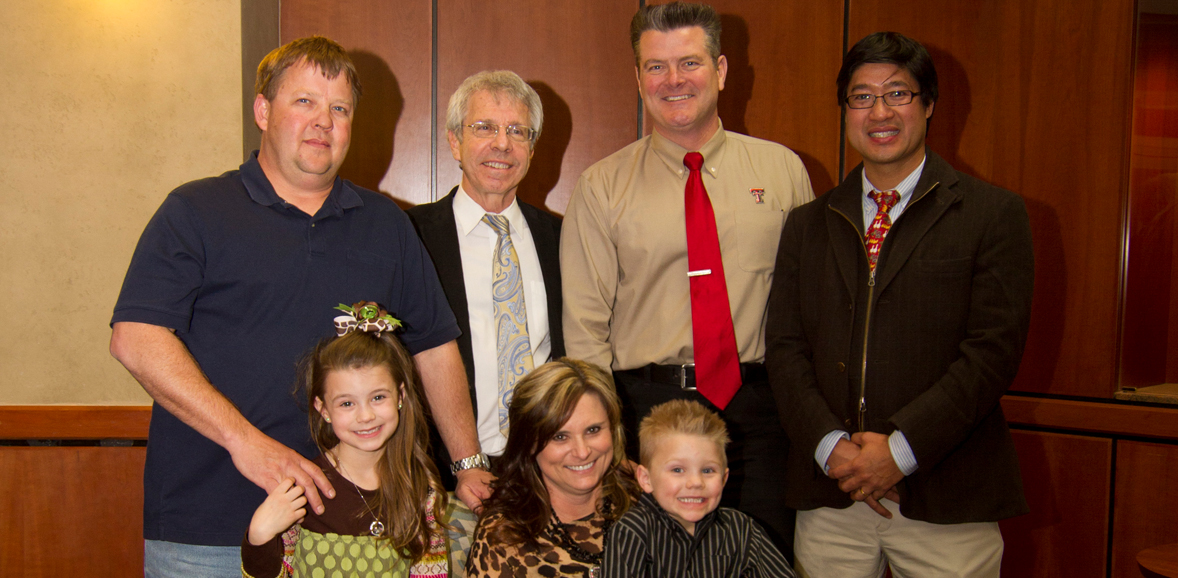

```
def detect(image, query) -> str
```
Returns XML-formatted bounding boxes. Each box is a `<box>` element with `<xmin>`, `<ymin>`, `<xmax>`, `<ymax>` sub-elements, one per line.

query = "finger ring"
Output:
<box><xmin>858</xmin><ymin>488</ymin><xmax>867</xmax><ymax>496</ymax></box>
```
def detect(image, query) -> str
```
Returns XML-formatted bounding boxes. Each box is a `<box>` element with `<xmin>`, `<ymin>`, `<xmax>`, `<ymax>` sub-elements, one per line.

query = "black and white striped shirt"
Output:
<box><xmin>603</xmin><ymin>493</ymin><xmax>795</xmax><ymax>577</ymax></box>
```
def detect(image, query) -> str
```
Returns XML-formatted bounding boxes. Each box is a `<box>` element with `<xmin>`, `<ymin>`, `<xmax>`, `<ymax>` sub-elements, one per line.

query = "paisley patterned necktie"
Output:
<box><xmin>865</xmin><ymin>190</ymin><xmax>899</xmax><ymax>271</ymax></box>
<box><xmin>482</xmin><ymin>214</ymin><xmax>534</xmax><ymax>436</ymax></box>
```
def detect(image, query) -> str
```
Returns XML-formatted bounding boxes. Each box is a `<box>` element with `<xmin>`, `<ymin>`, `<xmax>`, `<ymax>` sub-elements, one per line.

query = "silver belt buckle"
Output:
<box><xmin>679</xmin><ymin>363</ymin><xmax>696</xmax><ymax>391</ymax></box>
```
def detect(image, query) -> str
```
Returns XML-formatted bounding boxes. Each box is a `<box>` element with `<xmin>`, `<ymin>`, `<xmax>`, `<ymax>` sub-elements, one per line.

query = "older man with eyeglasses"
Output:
<box><xmin>408</xmin><ymin>70</ymin><xmax>564</xmax><ymax>489</ymax></box>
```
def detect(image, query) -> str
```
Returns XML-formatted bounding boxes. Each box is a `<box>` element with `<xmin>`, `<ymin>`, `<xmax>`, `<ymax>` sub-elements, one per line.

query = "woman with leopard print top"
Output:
<box><xmin>467</xmin><ymin>359</ymin><xmax>640</xmax><ymax>578</ymax></box>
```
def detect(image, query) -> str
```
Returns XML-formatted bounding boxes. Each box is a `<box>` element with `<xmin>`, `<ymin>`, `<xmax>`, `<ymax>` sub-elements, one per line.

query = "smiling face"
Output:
<box><xmin>314</xmin><ymin>364</ymin><xmax>402</xmax><ymax>458</ymax></box>
<box><xmin>636</xmin><ymin>26</ymin><xmax>727</xmax><ymax>150</ymax></box>
<box><xmin>447</xmin><ymin>89</ymin><xmax>534</xmax><ymax>211</ymax></box>
<box><xmin>844</xmin><ymin>63</ymin><xmax>934</xmax><ymax>189</ymax></box>
<box><xmin>637</xmin><ymin>433</ymin><xmax>728</xmax><ymax>535</ymax></box>
<box><xmin>254</xmin><ymin>61</ymin><xmax>354</xmax><ymax>197</ymax></box>
<box><xmin>535</xmin><ymin>393</ymin><xmax>614</xmax><ymax>508</ymax></box>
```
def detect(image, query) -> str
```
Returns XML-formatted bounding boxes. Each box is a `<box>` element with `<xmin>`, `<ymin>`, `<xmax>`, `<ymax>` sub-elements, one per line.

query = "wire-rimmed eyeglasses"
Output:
<box><xmin>464</xmin><ymin>121</ymin><xmax>537</xmax><ymax>143</ymax></box>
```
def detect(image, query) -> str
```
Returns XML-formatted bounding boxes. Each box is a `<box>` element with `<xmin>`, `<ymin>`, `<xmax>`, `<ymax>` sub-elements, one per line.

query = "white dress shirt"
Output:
<box><xmin>453</xmin><ymin>186</ymin><xmax>551</xmax><ymax>456</ymax></box>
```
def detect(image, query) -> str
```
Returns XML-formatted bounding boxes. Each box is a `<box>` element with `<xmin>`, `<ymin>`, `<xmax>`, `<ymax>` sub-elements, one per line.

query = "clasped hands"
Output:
<box><xmin>826</xmin><ymin>432</ymin><xmax>904</xmax><ymax>519</ymax></box>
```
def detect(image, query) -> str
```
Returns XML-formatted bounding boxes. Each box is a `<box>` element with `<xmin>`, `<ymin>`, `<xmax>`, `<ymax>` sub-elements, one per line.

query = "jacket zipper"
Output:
<box><xmin>829</xmin><ymin>181</ymin><xmax>939</xmax><ymax>432</ymax></box>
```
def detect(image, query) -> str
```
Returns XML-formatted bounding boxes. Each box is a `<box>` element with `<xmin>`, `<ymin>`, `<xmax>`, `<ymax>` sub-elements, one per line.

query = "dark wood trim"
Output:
<box><xmin>241</xmin><ymin>0</ymin><xmax>280</xmax><ymax>161</ymax></box>
<box><xmin>0</xmin><ymin>406</ymin><xmax>151</xmax><ymax>440</ymax></box>
<box><xmin>1002</xmin><ymin>395</ymin><xmax>1178</xmax><ymax>441</ymax></box>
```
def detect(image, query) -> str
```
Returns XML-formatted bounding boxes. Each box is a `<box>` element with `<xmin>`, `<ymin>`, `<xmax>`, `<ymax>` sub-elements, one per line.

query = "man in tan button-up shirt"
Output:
<box><xmin>560</xmin><ymin>1</ymin><xmax>813</xmax><ymax>558</ymax></box>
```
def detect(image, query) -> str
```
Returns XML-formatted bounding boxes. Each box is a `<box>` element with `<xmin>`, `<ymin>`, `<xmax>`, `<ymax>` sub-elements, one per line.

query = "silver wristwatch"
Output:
<box><xmin>449</xmin><ymin>452</ymin><xmax>491</xmax><ymax>475</ymax></box>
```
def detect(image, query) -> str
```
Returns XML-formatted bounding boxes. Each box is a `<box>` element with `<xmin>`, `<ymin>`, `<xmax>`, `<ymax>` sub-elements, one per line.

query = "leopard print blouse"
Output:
<box><xmin>466</xmin><ymin>511</ymin><xmax>606</xmax><ymax>578</ymax></box>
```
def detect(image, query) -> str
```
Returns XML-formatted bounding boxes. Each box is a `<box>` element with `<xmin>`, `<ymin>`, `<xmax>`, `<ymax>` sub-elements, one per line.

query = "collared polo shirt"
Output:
<box><xmin>112</xmin><ymin>152</ymin><xmax>459</xmax><ymax>545</ymax></box>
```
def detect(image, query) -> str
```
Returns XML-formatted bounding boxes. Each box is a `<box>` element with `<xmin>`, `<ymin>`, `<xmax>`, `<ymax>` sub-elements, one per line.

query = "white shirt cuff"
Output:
<box><xmin>816</xmin><ymin>430</ymin><xmax>850</xmax><ymax>473</ymax></box>
<box><xmin>888</xmin><ymin>430</ymin><xmax>919</xmax><ymax>476</ymax></box>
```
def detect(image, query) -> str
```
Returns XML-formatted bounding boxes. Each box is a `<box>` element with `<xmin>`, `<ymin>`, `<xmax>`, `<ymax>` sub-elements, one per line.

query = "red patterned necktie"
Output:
<box><xmin>683</xmin><ymin>152</ymin><xmax>742</xmax><ymax>410</ymax></box>
<box><xmin>865</xmin><ymin>190</ymin><xmax>900</xmax><ymax>271</ymax></box>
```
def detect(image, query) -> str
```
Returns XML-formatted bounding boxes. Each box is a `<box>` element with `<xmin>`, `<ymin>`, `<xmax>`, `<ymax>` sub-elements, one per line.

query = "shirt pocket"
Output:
<box><xmin>734</xmin><ymin>209</ymin><xmax>785</xmax><ymax>272</ymax></box>
<box><xmin>345</xmin><ymin>248</ymin><xmax>398</xmax><ymax>303</ymax></box>
<box><xmin>913</xmin><ymin>256</ymin><xmax>972</xmax><ymax>276</ymax></box>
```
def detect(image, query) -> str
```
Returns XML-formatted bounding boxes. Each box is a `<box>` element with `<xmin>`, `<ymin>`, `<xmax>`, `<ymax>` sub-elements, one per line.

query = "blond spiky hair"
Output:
<box><xmin>638</xmin><ymin>399</ymin><xmax>729</xmax><ymax>467</ymax></box>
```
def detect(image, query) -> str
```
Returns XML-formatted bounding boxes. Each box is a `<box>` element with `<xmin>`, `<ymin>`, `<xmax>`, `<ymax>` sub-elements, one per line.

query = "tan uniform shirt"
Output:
<box><xmin>561</xmin><ymin>125</ymin><xmax>814</xmax><ymax>371</ymax></box>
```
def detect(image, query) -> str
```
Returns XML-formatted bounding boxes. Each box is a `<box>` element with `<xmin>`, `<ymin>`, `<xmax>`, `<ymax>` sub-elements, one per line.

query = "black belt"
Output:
<box><xmin>619</xmin><ymin>363</ymin><xmax>767</xmax><ymax>391</ymax></box>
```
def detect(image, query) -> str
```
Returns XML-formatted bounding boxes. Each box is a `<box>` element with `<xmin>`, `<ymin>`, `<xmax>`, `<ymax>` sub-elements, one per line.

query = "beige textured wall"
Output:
<box><xmin>0</xmin><ymin>0</ymin><xmax>242</xmax><ymax>404</ymax></box>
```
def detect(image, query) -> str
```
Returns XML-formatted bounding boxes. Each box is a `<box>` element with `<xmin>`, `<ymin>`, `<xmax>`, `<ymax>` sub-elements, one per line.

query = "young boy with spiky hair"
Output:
<box><xmin>603</xmin><ymin>400</ymin><xmax>794</xmax><ymax>577</ymax></box>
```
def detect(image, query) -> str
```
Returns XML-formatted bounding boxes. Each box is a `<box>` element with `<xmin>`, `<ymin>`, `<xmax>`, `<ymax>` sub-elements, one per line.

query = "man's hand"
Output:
<box><xmin>110</xmin><ymin>322</ymin><xmax>334</xmax><ymax>515</ymax></box>
<box><xmin>229</xmin><ymin>431</ymin><xmax>335</xmax><ymax>515</ymax></box>
<box><xmin>455</xmin><ymin>468</ymin><xmax>495</xmax><ymax>513</ymax></box>
<box><xmin>829</xmin><ymin>432</ymin><xmax>904</xmax><ymax>517</ymax></box>
<box><xmin>858</xmin><ymin>488</ymin><xmax>902</xmax><ymax>519</ymax></box>
<box><xmin>825</xmin><ymin>436</ymin><xmax>898</xmax><ymax>518</ymax></box>
<box><xmin>248</xmin><ymin>478</ymin><xmax>306</xmax><ymax>546</ymax></box>
<box><xmin>825</xmin><ymin>437</ymin><xmax>860</xmax><ymax>474</ymax></box>
<box><xmin>414</xmin><ymin>342</ymin><xmax>490</xmax><ymax>510</ymax></box>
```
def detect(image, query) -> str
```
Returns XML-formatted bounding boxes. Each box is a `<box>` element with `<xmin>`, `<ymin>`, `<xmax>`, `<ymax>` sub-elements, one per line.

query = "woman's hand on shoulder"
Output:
<box><xmin>247</xmin><ymin>477</ymin><xmax>308</xmax><ymax>546</ymax></box>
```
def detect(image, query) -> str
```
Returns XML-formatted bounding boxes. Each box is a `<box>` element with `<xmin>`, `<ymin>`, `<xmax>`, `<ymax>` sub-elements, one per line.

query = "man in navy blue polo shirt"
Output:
<box><xmin>110</xmin><ymin>36</ymin><xmax>490</xmax><ymax>577</ymax></box>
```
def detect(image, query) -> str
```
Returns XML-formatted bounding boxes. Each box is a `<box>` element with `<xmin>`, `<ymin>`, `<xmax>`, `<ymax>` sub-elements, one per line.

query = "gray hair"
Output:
<box><xmin>630</xmin><ymin>2</ymin><xmax>721</xmax><ymax>66</ymax></box>
<box><xmin>445</xmin><ymin>70</ymin><xmax>543</xmax><ymax>146</ymax></box>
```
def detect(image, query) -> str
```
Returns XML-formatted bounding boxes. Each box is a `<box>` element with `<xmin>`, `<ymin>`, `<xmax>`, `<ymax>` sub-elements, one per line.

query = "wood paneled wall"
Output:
<box><xmin>279</xmin><ymin>0</ymin><xmax>844</xmax><ymax>212</ymax></box>
<box><xmin>280</xmin><ymin>0</ymin><xmax>1142</xmax><ymax>401</ymax></box>
<box><xmin>282</xmin><ymin>0</ymin><xmax>435</xmax><ymax>204</ymax></box>
<box><xmin>273</xmin><ymin>8</ymin><xmax>1176</xmax><ymax>576</ymax></box>
<box><xmin>433</xmin><ymin>0</ymin><xmax>639</xmax><ymax>214</ymax></box>
<box><xmin>706</xmin><ymin>0</ymin><xmax>843</xmax><ymax>194</ymax></box>
<box><xmin>998</xmin><ymin>398</ymin><xmax>1178</xmax><ymax>578</ymax></box>
<box><xmin>1112</xmin><ymin>441</ymin><xmax>1178</xmax><ymax>577</ymax></box>
<box><xmin>846</xmin><ymin>0</ymin><xmax>1137</xmax><ymax>399</ymax></box>
<box><xmin>14</xmin><ymin>3</ymin><xmax>1142</xmax><ymax>578</ymax></box>
<box><xmin>1001</xmin><ymin>431</ymin><xmax>1112</xmax><ymax>577</ymax></box>
<box><xmin>0</xmin><ymin>407</ymin><xmax>150</xmax><ymax>577</ymax></box>
<box><xmin>1120</xmin><ymin>13</ymin><xmax>1178</xmax><ymax>389</ymax></box>
<box><xmin>0</xmin><ymin>447</ymin><xmax>146</xmax><ymax>576</ymax></box>
<box><xmin>4</xmin><ymin>1</ymin><xmax>1172</xmax><ymax>577</ymax></box>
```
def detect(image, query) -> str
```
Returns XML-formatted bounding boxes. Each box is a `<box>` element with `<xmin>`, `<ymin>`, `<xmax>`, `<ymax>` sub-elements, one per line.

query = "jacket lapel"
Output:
<box><xmin>422</xmin><ymin>188</ymin><xmax>470</xmax><ymax>329</ymax></box>
<box><xmin>825</xmin><ymin>167</ymin><xmax>868</xmax><ymax>297</ymax></box>
<box><xmin>408</xmin><ymin>187</ymin><xmax>476</xmax><ymax>403</ymax></box>
<box><xmin>518</xmin><ymin>202</ymin><xmax>564</xmax><ymax>358</ymax></box>
<box><xmin>873</xmin><ymin>151</ymin><xmax>962</xmax><ymax>293</ymax></box>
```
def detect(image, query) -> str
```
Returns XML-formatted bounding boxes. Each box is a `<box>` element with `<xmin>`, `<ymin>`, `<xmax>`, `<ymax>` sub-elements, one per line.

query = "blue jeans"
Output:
<box><xmin>144</xmin><ymin>540</ymin><xmax>241</xmax><ymax>578</ymax></box>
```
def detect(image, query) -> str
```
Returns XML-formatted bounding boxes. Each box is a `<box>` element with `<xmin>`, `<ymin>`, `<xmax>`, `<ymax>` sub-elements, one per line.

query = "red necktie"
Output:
<box><xmin>683</xmin><ymin>152</ymin><xmax>742</xmax><ymax>410</ymax></box>
<box><xmin>865</xmin><ymin>190</ymin><xmax>899</xmax><ymax>271</ymax></box>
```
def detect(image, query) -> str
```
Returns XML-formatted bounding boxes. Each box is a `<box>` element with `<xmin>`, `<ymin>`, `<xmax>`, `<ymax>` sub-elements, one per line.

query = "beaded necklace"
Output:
<box><xmin>543</xmin><ymin>498</ymin><xmax>613</xmax><ymax>577</ymax></box>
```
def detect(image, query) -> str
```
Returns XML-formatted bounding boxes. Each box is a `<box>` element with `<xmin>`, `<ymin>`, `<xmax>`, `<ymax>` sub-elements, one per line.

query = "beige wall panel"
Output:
<box><xmin>0</xmin><ymin>0</ymin><xmax>242</xmax><ymax>404</ymax></box>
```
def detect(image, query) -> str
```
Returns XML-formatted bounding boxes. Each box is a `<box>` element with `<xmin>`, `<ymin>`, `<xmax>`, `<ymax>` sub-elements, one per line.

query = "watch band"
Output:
<box><xmin>450</xmin><ymin>452</ymin><xmax>491</xmax><ymax>475</ymax></box>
